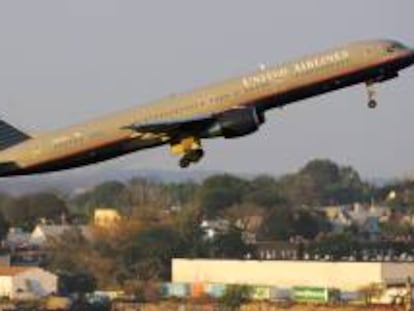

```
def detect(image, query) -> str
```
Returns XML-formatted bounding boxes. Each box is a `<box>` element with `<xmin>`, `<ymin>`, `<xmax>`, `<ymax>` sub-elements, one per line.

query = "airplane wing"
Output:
<box><xmin>123</xmin><ymin>113</ymin><xmax>216</xmax><ymax>138</ymax></box>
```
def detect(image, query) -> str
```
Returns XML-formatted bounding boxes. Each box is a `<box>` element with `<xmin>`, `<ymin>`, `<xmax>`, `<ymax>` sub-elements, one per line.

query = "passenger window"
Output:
<box><xmin>364</xmin><ymin>48</ymin><xmax>373</xmax><ymax>57</ymax></box>
<box><xmin>387</xmin><ymin>46</ymin><xmax>396</xmax><ymax>54</ymax></box>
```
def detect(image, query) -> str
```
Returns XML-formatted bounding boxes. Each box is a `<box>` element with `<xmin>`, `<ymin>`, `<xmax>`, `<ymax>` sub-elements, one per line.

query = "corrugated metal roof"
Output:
<box><xmin>0</xmin><ymin>266</ymin><xmax>32</xmax><ymax>276</ymax></box>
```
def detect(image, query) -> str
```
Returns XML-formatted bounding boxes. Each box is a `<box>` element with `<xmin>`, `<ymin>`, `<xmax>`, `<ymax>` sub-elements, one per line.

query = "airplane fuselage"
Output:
<box><xmin>1</xmin><ymin>39</ymin><xmax>413</xmax><ymax>176</ymax></box>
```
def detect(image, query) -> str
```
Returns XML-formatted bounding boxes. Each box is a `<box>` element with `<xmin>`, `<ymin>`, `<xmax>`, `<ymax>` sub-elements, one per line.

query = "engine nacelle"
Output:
<box><xmin>203</xmin><ymin>107</ymin><xmax>265</xmax><ymax>139</ymax></box>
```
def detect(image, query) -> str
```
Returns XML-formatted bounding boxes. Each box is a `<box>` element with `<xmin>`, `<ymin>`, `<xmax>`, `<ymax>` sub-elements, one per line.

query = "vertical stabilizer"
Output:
<box><xmin>0</xmin><ymin>120</ymin><xmax>31</xmax><ymax>151</ymax></box>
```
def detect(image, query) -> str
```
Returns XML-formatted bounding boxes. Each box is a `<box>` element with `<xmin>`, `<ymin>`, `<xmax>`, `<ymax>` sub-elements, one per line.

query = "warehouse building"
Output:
<box><xmin>173</xmin><ymin>259</ymin><xmax>414</xmax><ymax>290</ymax></box>
<box><xmin>0</xmin><ymin>267</ymin><xmax>57</xmax><ymax>300</ymax></box>
<box><xmin>0</xmin><ymin>255</ymin><xmax>10</xmax><ymax>267</ymax></box>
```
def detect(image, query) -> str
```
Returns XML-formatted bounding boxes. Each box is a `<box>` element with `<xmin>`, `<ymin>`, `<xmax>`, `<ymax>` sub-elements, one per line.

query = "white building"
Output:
<box><xmin>30</xmin><ymin>225</ymin><xmax>92</xmax><ymax>246</ymax></box>
<box><xmin>0</xmin><ymin>267</ymin><xmax>57</xmax><ymax>300</ymax></box>
<box><xmin>6</xmin><ymin>227</ymin><xmax>31</xmax><ymax>247</ymax></box>
<box><xmin>200</xmin><ymin>219</ymin><xmax>230</xmax><ymax>239</ymax></box>
<box><xmin>173</xmin><ymin>259</ymin><xmax>414</xmax><ymax>291</ymax></box>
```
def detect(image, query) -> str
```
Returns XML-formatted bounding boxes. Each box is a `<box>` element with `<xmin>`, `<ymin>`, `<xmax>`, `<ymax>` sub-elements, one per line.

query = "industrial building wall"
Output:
<box><xmin>0</xmin><ymin>276</ymin><xmax>12</xmax><ymax>298</ymax></box>
<box><xmin>12</xmin><ymin>268</ymin><xmax>57</xmax><ymax>299</ymax></box>
<box><xmin>381</xmin><ymin>263</ymin><xmax>414</xmax><ymax>283</ymax></box>
<box><xmin>172</xmin><ymin>259</ymin><xmax>385</xmax><ymax>290</ymax></box>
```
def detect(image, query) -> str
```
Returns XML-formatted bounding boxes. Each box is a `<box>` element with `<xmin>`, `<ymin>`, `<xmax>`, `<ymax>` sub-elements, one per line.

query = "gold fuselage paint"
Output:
<box><xmin>0</xmin><ymin>39</ymin><xmax>412</xmax><ymax>174</ymax></box>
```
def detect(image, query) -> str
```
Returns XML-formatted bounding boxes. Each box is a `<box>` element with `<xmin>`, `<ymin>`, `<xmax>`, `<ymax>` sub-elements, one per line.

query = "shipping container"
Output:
<box><xmin>250</xmin><ymin>286</ymin><xmax>271</xmax><ymax>300</ymax></box>
<box><xmin>270</xmin><ymin>287</ymin><xmax>291</xmax><ymax>301</ymax></box>
<box><xmin>161</xmin><ymin>283</ymin><xmax>190</xmax><ymax>298</ymax></box>
<box><xmin>293</xmin><ymin>286</ymin><xmax>340</xmax><ymax>303</ymax></box>
<box><xmin>205</xmin><ymin>283</ymin><xmax>226</xmax><ymax>298</ymax></box>
<box><xmin>160</xmin><ymin>283</ymin><xmax>168</xmax><ymax>298</ymax></box>
<box><xmin>191</xmin><ymin>282</ymin><xmax>205</xmax><ymax>298</ymax></box>
<box><xmin>340</xmin><ymin>291</ymin><xmax>362</xmax><ymax>302</ymax></box>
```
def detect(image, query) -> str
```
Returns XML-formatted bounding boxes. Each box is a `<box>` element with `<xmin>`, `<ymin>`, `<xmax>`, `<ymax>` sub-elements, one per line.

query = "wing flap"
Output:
<box><xmin>123</xmin><ymin>114</ymin><xmax>215</xmax><ymax>137</ymax></box>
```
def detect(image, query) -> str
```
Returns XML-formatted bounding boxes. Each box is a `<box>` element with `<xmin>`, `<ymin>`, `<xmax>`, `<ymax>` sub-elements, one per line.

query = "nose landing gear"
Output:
<box><xmin>366</xmin><ymin>81</ymin><xmax>378</xmax><ymax>109</ymax></box>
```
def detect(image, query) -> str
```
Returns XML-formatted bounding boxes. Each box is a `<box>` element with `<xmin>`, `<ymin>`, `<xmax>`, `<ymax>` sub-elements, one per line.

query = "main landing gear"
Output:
<box><xmin>179</xmin><ymin>149</ymin><xmax>204</xmax><ymax>168</ymax></box>
<box><xmin>366</xmin><ymin>81</ymin><xmax>378</xmax><ymax>109</ymax></box>
<box><xmin>170</xmin><ymin>136</ymin><xmax>205</xmax><ymax>168</ymax></box>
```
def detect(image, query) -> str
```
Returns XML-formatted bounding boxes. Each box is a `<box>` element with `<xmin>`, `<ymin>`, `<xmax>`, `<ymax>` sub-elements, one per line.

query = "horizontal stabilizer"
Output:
<box><xmin>0</xmin><ymin>120</ymin><xmax>31</xmax><ymax>151</ymax></box>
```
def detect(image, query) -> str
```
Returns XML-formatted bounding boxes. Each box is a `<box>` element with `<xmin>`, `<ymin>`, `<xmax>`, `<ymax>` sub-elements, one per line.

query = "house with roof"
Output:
<box><xmin>360</xmin><ymin>216</ymin><xmax>381</xmax><ymax>242</ymax></box>
<box><xmin>321</xmin><ymin>204</ymin><xmax>388</xmax><ymax>241</ymax></box>
<box><xmin>347</xmin><ymin>203</ymin><xmax>389</xmax><ymax>224</ymax></box>
<box><xmin>30</xmin><ymin>225</ymin><xmax>92</xmax><ymax>246</ymax></box>
<box><xmin>94</xmin><ymin>208</ymin><xmax>122</xmax><ymax>228</ymax></box>
<box><xmin>0</xmin><ymin>267</ymin><xmax>57</xmax><ymax>300</ymax></box>
<box><xmin>321</xmin><ymin>206</ymin><xmax>353</xmax><ymax>233</ymax></box>
<box><xmin>235</xmin><ymin>215</ymin><xmax>264</xmax><ymax>244</ymax></box>
<box><xmin>5</xmin><ymin>227</ymin><xmax>31</xmax><ymax>248</ymax></box>
<box><xmin>200</xmin><ymin>219</ymin><xmax>230</xmax><ymax>240</ymax></box>
<box><xmin>346</xmin><ymin>204</ymin><xmax>386</xmax><ymax>242</ymax></box>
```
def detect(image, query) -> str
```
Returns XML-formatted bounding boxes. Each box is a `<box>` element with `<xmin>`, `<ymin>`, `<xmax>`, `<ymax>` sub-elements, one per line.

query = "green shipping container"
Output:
<box><xmin>293</xmin><ymin>286</ymin><xmax>340</xmax><ymax>303</ymax></box>
<box><xmin>251</xmin><ymin>286</ymin><xmax>271</xmax><ymax>300</ymax></box>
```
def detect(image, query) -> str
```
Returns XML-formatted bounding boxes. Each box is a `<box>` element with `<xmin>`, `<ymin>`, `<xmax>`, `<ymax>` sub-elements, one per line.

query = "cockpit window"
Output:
<box><xmin>386</xmin><ymin>42</ymin><xmax>406</xmax><ymax>53</ymax></box>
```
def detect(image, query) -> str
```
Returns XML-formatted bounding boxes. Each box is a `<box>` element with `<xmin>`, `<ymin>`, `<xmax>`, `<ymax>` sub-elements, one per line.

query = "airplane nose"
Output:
<box><xmin>402</xmin><ymin>47</ymin><xmax>414</xmax><ymax>66</ymax></box>
<box><xmin>0</xmin><ymin>161</ymin><xmax>19</xmax><ymax>177</ymax></box>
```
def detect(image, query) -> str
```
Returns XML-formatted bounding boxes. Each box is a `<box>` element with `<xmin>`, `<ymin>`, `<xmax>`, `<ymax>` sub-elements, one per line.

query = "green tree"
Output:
<box><xmin>167</xmin><ymin>182</ymin><xmax>199</xmax><ymax>206</ymax></box>
<box><xmin>59</xmin><ymin>272</ymin><xmax>97</xmax><ymax>295</ymax></box>
<box><xmin>0</xmin><ymin>210</ymin><xmax>9</xmax><ymax>240</ymax></box>
<box><xmin>120</xmin><ymin>226</ymin><xmax>181</xmax><ymax>281</ymax></box>
<box><xmin>278</xmin><ymin>159</ymin><xmax>368</xmax><ymax>206</ymax></box>
<box><xmin>381</xmin><ymin>222</ymin><xmax>412</xmax><ymax>239</ymax></box>
<box><xmin>211</xmin><ymin>226</ymin><xmax>253</xmax><ymax>259</ymax></box>
<box><xmin>244</xmin><ymin>175</ymin><xmax>285</xmax><ymax>208</ymax></box>
<box><xmin>174</xmin><ymin>206</ymin><xmax>210</xmax><ymax>258</ymax></box>
<box><xmin>123</xmin><ymin>178</ymin><xmax>172</xmax><ymax>209</ymax></box>
<box><xmin>378</xmin><ymin>180</ymin><xmax>414</xmax><ymax>212</ymax></box>
<box><xmin>2</xmin><ymin>192</ymin><xmax>67</xmax><ymax>229</ymax></box>
<box><xmin>45</xmin><ymin>227</ymin><xmax>92</xmax><ymax>273</ymax></box>
<box><xmin>258</xmin><ymin>207</ymin><xmax>295</xmax><ymax>240</ymax></box>
<box><xmin>292</xmin><ymin>209</ymin><xmax>332</xmax><ymax>239</ymax></box>
<box><xmin>71</xmin><ymin>180</ymin><xmax>130</xmax><ymax>216</ymax></box>
<box><xmin>308</xmin><ymin>233</ymin><xmax>358</xmax><ymax>259</ymax></box>
<box><xmin>88</xmin><ymin>181</ymin><xmax>128</xmax><ymax>212</ymax></box>
<box><xmin>198</xmin><ymin>174</ymin><xmax>250</xmax><ymax>218</ymax></box>
<box><xmin>258</xmin><ymin>207</ymin><xmax>331</xmax><ymax>241</ymax></box>
<box><xmin>220</xmin><ymin>285</ymin><xmax>252</xmax><ymax>311</ymax></box>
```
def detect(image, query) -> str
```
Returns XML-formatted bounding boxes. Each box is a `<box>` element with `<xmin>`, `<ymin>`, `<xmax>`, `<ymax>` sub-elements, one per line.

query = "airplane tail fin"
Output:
<box><xmin>0</xmin><ymin>120</ymin><xmax>31</xmax><ymax>151</ymax></box>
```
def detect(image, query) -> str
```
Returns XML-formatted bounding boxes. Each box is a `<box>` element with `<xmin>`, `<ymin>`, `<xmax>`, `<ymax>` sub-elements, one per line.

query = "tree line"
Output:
<box><xmin>1</xmin><ymin>159</ymin><xmax>414</xmax><ymax>289</ymax></box>
<box><xmin>1</xmin><ymin>159</ymin><xmax>413</xmax><ymax>241</ymax></box>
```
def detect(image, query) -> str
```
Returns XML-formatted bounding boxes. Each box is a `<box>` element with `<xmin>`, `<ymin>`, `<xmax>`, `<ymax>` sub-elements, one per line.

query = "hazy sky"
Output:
<box><xmin>0</xmin><ymin>0</ymin><xmax>413</xmax><ymax>180</ymax></box>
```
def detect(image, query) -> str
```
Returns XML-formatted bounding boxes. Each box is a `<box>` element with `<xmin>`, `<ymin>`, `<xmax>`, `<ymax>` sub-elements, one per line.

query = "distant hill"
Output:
<box><xmin>0</xmin><ymin>167</ymin><xmax>221</xmax><ymax>196</ymax></box>
<box><xmin>0</xmin><ymin>164</ymin><xmax>393</xmax><ymax>196</ymax></box>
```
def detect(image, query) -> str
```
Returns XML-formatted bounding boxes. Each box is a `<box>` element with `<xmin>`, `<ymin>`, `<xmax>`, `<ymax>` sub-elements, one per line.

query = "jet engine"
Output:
<box><xmin>203</xmin><ymin>107</ymin><xmax>265</xmax><ymax>139</ymax></box>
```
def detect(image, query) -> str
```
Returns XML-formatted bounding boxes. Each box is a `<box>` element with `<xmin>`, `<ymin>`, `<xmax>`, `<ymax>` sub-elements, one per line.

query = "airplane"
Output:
<box><xmin>0</xmin><ymin>39</ymin><xmax>413</xmax><ymax>177</ymax></box>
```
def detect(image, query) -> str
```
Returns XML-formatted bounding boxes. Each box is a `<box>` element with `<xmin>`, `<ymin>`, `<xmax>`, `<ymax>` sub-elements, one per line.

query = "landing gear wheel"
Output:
<box><xmin>368</xmin><ymin>100</ymin><xmax>377</xmax><ymax>109</ymax></box>
<box><xmin>179</xmin><ymin>157</ymin><xmax>191</xmax><ymax>168</ymax></box>
<box><xmin>171</xmin><ymin>137</ymin><xmax>205</xmax><ymax>168</ymax></box>
<box><xmin>178</xmin><ymin>149</ymin><xmax>205</xmax><ymax>168</ymax></box>
<box><xmin>365</xmin><ymin>81</ymin><xmax>378</xmax><ymax>109</ymax></box>
<box><xmin>191</xmin><ymin>149</ymin><xmax>204</xmax><ymax>163</ymax></box>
